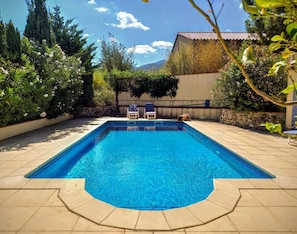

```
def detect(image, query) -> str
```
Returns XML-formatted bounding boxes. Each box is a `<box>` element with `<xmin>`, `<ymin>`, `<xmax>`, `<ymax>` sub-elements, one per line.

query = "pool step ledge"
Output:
<box><xmin>58</xmin><ymin>178</ymin><xmax>240</xmax><ymax>231</ymax></box>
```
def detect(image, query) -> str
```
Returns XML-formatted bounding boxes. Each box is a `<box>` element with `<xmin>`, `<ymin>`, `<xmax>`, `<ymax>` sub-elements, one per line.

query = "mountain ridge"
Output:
<box><xmin>137</xmin><ymin>60</ymin><xmax>166</xmax><ymax>71</ymax></box>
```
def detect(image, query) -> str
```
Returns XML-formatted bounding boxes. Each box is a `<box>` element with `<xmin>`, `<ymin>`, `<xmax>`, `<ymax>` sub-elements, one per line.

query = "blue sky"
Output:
<box><xmin>0</xmin><ymin>0</ymin><xmax>248</xmax><ymax>66</ymax></box>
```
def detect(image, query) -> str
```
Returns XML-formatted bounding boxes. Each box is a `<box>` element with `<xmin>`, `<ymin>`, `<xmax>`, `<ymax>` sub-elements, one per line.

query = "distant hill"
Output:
<box><xmin>137</xmin><ymin>60</ymin><xmax>166</xmax><ymax>71</ymax></box>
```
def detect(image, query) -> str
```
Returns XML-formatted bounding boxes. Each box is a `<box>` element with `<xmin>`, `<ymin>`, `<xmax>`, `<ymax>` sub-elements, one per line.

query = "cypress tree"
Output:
<box><xmin>51</xmin><ymin>6</ymin><xmax>86</xmax><ymax>56</ymax></box>
<box><xmin>51</xmin><ymin>5</ymin><xmax>96</xmax><ymax>107</ymax></box>
<box><xmin>6</xmin><ymin>20</ymin><xmax>21</xmax><ymax>63</ymax></box>
<box><xmin>0</xmin><ymin>20</ymin><xmax>7</xmax><ymax>57</ymax></box>
<box><xmin>24</xmin><ymin>0</ymin><xmax>54</xmax><ymax>47</ymax></box>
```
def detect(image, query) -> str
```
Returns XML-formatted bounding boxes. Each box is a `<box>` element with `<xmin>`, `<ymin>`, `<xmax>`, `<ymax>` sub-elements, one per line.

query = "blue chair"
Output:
<box><xmin>144</xmin><ymin>102</ymin><xmax>156</xmax><ymax>119</ymax></box>
<box><xmin>127</xmin><ymin>104</ymin><xmax>139</xmax><ymax>119</ymax></box>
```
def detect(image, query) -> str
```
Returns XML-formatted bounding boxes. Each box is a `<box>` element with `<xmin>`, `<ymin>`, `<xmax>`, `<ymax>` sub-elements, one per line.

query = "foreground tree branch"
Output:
<box><xmin>188</xmin><ymin>0</ymin><xmax>295</xmax><ymax>107</ymax></box>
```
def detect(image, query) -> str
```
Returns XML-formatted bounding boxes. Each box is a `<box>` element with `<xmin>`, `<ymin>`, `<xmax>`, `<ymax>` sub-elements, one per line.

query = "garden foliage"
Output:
<box><xmin>0</xmin><ymin>1</ymin><xmax>96</xmax><ymax>126</ymax></box>
<box><xmin>212</xmin><ymin>44</ymin><xmax>287</xmax><ymax>112</ymax></box>
<box><xmin>92</xmin><ymin>70</ymin><xmax>115</xmax><ymax>106</ymax></box>
<box><xmin>104</xmin><ymin>70</ymin><xmax>178</xmax><ymax>107</ymax></box>
<box><xmin>0</xmin><ymin>31</ymin><xmax>84</xmax><ymax>126</ymax></box>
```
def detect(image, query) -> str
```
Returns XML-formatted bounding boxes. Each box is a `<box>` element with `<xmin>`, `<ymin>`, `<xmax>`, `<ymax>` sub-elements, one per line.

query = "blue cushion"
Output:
<box><xmin>129</xmin><ymin>104</ymin><xmax>138</xmax><ymax>112</ymax></box>
<box><xmin>145</xmin><ymin>103</ymin><xmax>154</xmax><ymax>112</ymax></box>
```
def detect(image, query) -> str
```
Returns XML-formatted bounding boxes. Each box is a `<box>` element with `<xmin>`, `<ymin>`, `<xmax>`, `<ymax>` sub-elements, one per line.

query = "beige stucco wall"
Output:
<box><xmin>118</xmin><ymin>73</ymin><xmax>219</xmax><ymax>107</ymax></box>
<box><xmin>0</xmin><ymin>114</ymin><xmax>73</xmax><ymax>141</ymax></box>
<box><xmin>118</xmin><ymin>73</ymin><xmax>220</xmax><ymax>120</ymax></box>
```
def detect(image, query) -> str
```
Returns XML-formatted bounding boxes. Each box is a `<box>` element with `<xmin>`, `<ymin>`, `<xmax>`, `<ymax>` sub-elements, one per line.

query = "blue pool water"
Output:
<box><xmin>27</xmin><ymin>120</ymin><xmax>273</xmax><ymax>210</ymax></box>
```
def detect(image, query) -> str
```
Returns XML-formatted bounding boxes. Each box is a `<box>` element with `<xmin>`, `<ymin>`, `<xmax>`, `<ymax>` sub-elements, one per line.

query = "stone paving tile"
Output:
<box><xmin>236</xmin><ymin>190</ymin><xmax>262</xmax><ymax>207</ymax></box>
<box><xmin>185</xmin><ymin>231</ymin><xmax>239</xmax><ymax>234</ymax></box>
<box><xmin>136</xmin><ymin>211</ymin><xmax>170</xmax><ymax>230</ymax></box>
<box><xmin>100</xmin><ymin>208</ymin><xmax>140</xmax><ymax>230</ymax></box>
<box><xmin>221</xmin><ymin>179</ymin><xmax>255</xmax><ymax>189</ymax></box>
<box><xmin>22</xmin><ymin>178</ymin><xmax>50</xmax><ymax>189</ymax></box>
<box><xmin>186</xmin><ymin>200</ymin><xmax>230</xmax><ymax>223</ymax></box>
<box><xmin>227</xmin><ymin>207</ymin><xmax>290</xmax><ymax>232</ymax></box>
<box><xmin>0</xmin><ymin>206</ymin><xmax>39</xmax><ymax>231</ymax></box>
<box><xmin>0</xmin><ymin>168</ymin><xmax>16</xmax><ymax>178</ymax></box>
<box><xmin>247</xmin><ymin>179</ymin><xmax>280</xmax><ymax>188</ymax></box>
<box><xmin>247</xmin><ymin>189</ymin><xmax>297</xmax><ymax>206</ymax></box>
<box><xmin>286</xmin><ymin>189</ymin><xmax>297</xmax><ymax>198</ymax></box>
<box><xmin>206</xmin><ymin>189</ymin><xmax>239</xmax><ymax>210</ymax></box>
<box><xmin>59</xmin><ymin>189</ymin><xmax>93</xmax><ymax>210</ymax></box>
<box><xmin>0</xmin><ymin>190</ymin><xmax>18</xmax><ymax>204</ymax></box>
<box><xmin>154</xmin><ymin>231</ymin><xmax>185</xmax><ymax>234</ymax></box>
<box><xmin>237</xmin><ymin>232</ymin><xmax>294</xmax><ymax>234</ymax></box>
<box><xmin>1</xmin><ymin>189</ymin><xmax>56</xmax><ymax>207</ymax></box>
<box><xmin>185</xmin><ymin>216</ymin><xmax>237</xmax><ymax>232</ymax></box>
<box><xmin>17</xmin><ymin>232</ymin><xmax>71</xmax><ymax>234</ymax></box>
<box><xmin>44</xmin><ymin>190</ymin><xmax>65</xmax><ymax>206</ymax></box>
<box><xmin>0</xmin><ymin>176</ymin><xmax>28</xmax><ymax>188</ymax></box>
<box><xmin>73</xmin><ymin>199</ymin><xmax>115</xmax><ymax>224</ymax></box>
<box><xmin>73</xmin><ymin>217</ymin><xmax>124</xmax><ymax>232</ymax></box>
<box><xmin>21</xmin><ymin>206</ymin><xmax>79</xmax><ymax>231</ymax></box>
<box><xmin>267</xmin><ymin>207</ymin><xmax>297</xmax><ymax>231</ymax></box>
<box><xmin>163</xmin><ymin>208</ymin><xmax>201</xmax><ymax>230</ymax></box>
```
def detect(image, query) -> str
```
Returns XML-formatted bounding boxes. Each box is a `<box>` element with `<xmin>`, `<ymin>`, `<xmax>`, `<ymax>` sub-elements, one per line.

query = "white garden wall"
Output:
<box><xmin>0</xmin><ymin>114</ymin><xmax>72</xmax><ymax>141</ymax></box>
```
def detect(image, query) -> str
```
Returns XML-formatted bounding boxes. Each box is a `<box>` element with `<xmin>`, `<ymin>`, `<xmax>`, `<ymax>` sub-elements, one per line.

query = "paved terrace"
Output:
<box><xmin>0</xmin><ymin>117</ymin><xmax>297</xmax><ymax>233</ymax></box>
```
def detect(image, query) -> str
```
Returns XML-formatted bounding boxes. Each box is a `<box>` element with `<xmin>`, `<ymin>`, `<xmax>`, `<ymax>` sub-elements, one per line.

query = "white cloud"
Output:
<box><xmin>83</xmin><ymin>33</ymin><xmax>90</xmax><ymax>38</ymax></box>
<box><xmin>95</xmin><ymin>7</ymin><xmax>109</xmax><ymax>13</ymax></box>
<box><xmin>112</xmin><ymin>12</ymin><xmax>150</xmax><ymax>31</ymax></box>
<box><xmin>239</xmin><ymin>3</ymin><xmax>243</xmax><ymax>9</ymax></box>
<box><xmin>151</xmin><ymin>41</ymin><xmax>173</xmax><ymax>49</ymax></box>
<box><xmin>128</xmin><ymin>45</ymin><xmax>156</xmax><ymax>54</ymax></box>
<box><xmin>88</xmin><ymin>0</ymin><xmax>96</xmax><ymax>4</ymax></box>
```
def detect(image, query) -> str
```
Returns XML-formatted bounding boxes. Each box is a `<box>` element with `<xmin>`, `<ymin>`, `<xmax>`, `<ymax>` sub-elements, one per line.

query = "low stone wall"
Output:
<box><xmin>0</xmin><ymin>114</ymin><xmax>72</xmax><ymax>141</ymax></box>
<box><xmin>79</xmin><ymin>106</ymin><xmax>221</xmax><ymax>121</ymax></box>
<box><xmin>220</xmin><ymin>109</ymin><xmax>286</xmax><ymax>130</ymax></box>
<box><xmin>79</xmin><ymin>106</ymin><xmax>119</xmax><ymax>117</ymax></box>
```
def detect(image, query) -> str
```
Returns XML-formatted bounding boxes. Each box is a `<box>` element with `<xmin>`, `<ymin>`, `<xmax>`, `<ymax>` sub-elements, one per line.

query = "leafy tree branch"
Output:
<box><xmin>188</xmin><ymin>0</ymin><xmax>294</xmax><ymax>107</ymax></box>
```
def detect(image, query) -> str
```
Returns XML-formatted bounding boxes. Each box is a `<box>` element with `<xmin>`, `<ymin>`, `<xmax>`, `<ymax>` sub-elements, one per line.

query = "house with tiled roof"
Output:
<box><xmin>169</xmin><ymin>32</ymin><xmax>258</xmax><ymax>74</ymax></box>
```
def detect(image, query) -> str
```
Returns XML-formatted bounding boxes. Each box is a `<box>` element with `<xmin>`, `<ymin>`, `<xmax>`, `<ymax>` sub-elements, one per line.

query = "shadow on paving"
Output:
<box><xmin>0</xmin><ymin>118</ymin><xmax>99</xmax><ymax>152</ymax></box>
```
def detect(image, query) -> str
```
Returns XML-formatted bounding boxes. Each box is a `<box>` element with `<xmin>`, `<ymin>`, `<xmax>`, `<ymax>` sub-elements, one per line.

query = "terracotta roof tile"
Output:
<box><xmin>178</xmin><ymin>32</ymin><xmax>258</xmax><ymax>40</ymax></box>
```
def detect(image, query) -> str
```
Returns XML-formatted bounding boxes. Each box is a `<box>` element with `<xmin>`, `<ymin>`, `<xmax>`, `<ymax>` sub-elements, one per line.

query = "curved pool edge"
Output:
<box><xmin>58</xmin><ymin>178</ymin><xmax>241</xmax><ymax>231</ymax></box>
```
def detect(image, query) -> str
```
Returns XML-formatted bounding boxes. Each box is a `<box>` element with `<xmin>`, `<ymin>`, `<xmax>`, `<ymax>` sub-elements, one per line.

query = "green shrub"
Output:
<box><xmin>212</xmin><ymin>44</ymin><xmax>287</xmax><ymax>112</ymax></box>
<box><xmin>22</xmin><ymin>38</ymin><xmax>84</xmax><ymax>119</ymax></box>
<box><xmin>0</xmin><ymin>38</ymin><xmax>84</xmax><ymax>126</ymax></box>
<box><xmin>92</xmin><ymin>70</ymin><xmax>115</xmax><ymax>106</ymax></box>
<box><xmin>0</xmin><ymin>56</ymin><xmax>52</xmax><ymax>125</ymax></box>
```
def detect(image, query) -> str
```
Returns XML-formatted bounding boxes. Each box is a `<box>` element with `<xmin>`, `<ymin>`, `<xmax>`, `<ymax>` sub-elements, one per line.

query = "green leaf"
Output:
<box><xmin>269</xmin><ymin>42</ymin><xmax>282</xmax><ymax>52</ymax></box>
<box><xmin>286</xmin><ymin>22</ymin><xmax>297</xmax><ymax>40</ymax></box>
<box><xmin>268</xmin><ymin>61</ymin><xmax>286</xmax><ymax>76</ymax></box>
<box><xmin>262</xmin><ymin>122</ymin><xmax>283</xmax><ymax>136</ymax></box>
<box><xmin>283</xmin><ymin>19</ymin><xmax>293</xmax><ymax>25</ymax></box>
<box><xmin>256</xmin><ymin>0</ymin><xmax>287</xmax><ymax>8</ymax></box>
<box><xmin>279</xmin><ymin>83</ymin><xmax>297</xmax><ymax>94</ymax></box>
<box><xmin>242</xmin><ymin>46</ymin><xmax>256</xmax><ymax>65</ymax></box>
<box><xmin>242</xmin><ymin>0</ymin><xmax>260</xmax><ymax>15</ymax></box>
<box><xmin>282</xmin><ymin>47</ymin><xmax>296</xmax><ymax>59</ymax></box>
<box><xmin>271</xmin><ymin>34</ymin><xmax>287</xmax><ymax>42</ymax></box>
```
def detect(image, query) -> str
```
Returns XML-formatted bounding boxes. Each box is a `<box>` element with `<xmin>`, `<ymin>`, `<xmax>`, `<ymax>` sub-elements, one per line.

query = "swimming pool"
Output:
<box><xmin>26</xmin><ymin>120</ymin><xmax>273</xmax><ymax>210</ymax></box>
